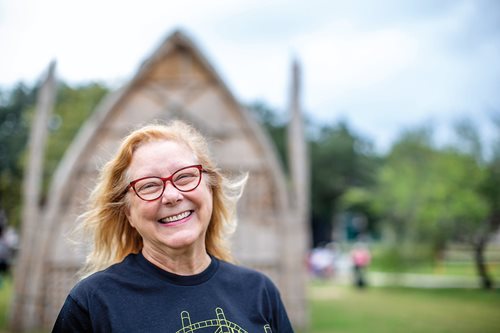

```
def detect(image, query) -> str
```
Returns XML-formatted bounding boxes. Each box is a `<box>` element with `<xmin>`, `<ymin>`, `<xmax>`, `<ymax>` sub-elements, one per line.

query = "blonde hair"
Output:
<box><xmin>78</xmin><ymin>120</ymin><xmax>246</xmax><ymax>277</ymax></box>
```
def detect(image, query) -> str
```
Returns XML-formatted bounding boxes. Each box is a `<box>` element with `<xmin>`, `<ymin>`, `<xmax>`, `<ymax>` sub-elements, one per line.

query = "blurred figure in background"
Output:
<box><xmin>351</xmin><ymin>243</ymin><xmax>371</xmax><ymax>288</ymax></box>
<box><xmin>0</xmin><ymin>210</ymin><xmax>18</xmax><ymax>287</ymax></box>
<box><xmin>0</xmin><ymin>227</ymin><xmax>10</xmax><ymax>275</ymax></box>
<box><xmin>308</xmin><ymin>243</ymin><xmax>336</xmax><ymax>279</ymax></box>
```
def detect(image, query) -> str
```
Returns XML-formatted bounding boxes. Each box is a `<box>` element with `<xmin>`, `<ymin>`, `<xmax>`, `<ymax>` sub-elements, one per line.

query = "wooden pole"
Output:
<box><xmin>10</xmin><ymin>61</ymin><xmax>57</xmax><ymax>332</ymax></box>
<box><xmin>285</xmin><ymin>58</ymin><xmax>310</xmax><ymax>330</ymax></box>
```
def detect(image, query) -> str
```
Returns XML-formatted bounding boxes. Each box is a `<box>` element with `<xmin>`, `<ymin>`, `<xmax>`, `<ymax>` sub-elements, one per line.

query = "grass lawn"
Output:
<box><xmin>308</xmin><ymin>281</ymin><xmax>500</xmax><ymax>333</ymax></box>
<box><xmin>395</xmin><ymin>262</ymin><xmax>500</xmax><ymax>278</ymax></box>
<box><xmin>0</xmin><ymin>275</ymin><xmax>11</xmax><ymax>331</ymax></box>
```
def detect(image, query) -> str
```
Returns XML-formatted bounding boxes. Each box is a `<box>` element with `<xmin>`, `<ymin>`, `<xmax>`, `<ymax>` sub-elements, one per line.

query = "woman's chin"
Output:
<box><xmin>160</xmin><ymin>232</ymin><xmax>204</xmax><ymax>251</ymax></box>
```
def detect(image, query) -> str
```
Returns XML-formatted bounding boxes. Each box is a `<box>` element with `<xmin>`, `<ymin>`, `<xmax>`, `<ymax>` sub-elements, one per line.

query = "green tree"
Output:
<box><xmin>309</xmin><ymin>121</ymin><xmax>378</xmax><ymax>245</ymax></box>
<box><xmin>371</xmin><ymin>123</ymin><xmax>498</xmax><ymax>288</ymax></box>
<box><xmin>382</xmin><ymin>127</ymin><xmax>488</xmax><ymax>243</ymax></box>
<box><xmin>41</xmin><ymin>82</ymin><xmax>108</xmax><ymax>200</ymax></box>
<box><xmin>247</xmin><ymin>102</ymin><xmax>289</xmax><ymax>173</ymax></box>
<box><xmin>0</xmin><ymin>81</ymin><xmax>108</xmax><ymax>228</ymax></box>
<box><xmin>474</xmin><ymin>114</ymin><xmax>500</xmax><ymax>288</ymax></box>
<box><xmin>369</xmin><ymin>127</ymin><xmax>435</xmax><ymax>249</ymax></box>
<box><xmin>0</xmin><ymin>83</ymin><xmax>37</xmax><ymax>227</ymax></box>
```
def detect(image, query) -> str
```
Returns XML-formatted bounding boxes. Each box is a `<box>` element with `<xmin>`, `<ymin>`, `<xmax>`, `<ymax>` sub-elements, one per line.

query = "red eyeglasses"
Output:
<box><xmin>128</xmin><ymin>165</ymin><xmax>203</xmax><ymax>201</ymax></box>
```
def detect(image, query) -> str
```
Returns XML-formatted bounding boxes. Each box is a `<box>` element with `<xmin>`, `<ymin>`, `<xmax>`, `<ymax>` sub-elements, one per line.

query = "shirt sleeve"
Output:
<box><xmin>265</xmin><ymin>278</ymin><xmax>295</xmax><ymax>333</ymax></box>
<box><xmin>52</xmin><ymin>295</ymin><xmax>93</xmax><ymax>333</ymax></box>
<box><xmin>273</xmin><ymin>292</ymin><xmax>295</xmax><ymax>332</ymax></box>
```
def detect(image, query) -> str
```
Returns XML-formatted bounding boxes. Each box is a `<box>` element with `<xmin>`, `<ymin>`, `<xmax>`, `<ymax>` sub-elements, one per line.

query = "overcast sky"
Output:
<box><xmin>1</xmin><ymin>0</ymin><xmax>499</xmax><ymax>152</ymax></box>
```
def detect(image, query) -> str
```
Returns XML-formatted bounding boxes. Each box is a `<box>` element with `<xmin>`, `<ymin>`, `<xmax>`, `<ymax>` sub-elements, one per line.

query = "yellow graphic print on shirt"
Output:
<box><xmin>175</xmin><ymin>307</ymin><xmax>272</xmax><ymax>333</ymax></box>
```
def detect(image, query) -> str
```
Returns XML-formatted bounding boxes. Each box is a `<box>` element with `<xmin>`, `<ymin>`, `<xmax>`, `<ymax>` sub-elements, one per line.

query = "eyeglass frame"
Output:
<box><xmin>128</xmin><ymin>164</ymin><xmax>204</xmax><ymax>202</ymax></box>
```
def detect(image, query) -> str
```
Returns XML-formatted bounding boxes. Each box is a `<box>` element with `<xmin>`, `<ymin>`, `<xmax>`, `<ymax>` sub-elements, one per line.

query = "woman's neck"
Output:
<box><xmin>141</xmin><ymin>244</ymin><xmax>211</xmax><ymax>276</ymax></box>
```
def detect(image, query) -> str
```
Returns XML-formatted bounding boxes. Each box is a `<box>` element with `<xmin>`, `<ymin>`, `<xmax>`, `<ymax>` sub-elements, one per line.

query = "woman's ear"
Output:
<box><xmin>124</xmin><ymin>205</ymin><xmax>135</xmax><ymax>228</ymax></box>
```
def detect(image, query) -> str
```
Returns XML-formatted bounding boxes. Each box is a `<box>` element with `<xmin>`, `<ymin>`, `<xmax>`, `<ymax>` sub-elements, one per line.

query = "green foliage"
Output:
<box><xmin>247</xmin><ymin>102</ymin><xmax>289</xmax><ymax>173</ymax></box>
<box><xmin>339</xmin><ymin>187</ymin><xmax>381</xmax><ymax>239</ymax></box>
<box><xmin>479</xmin><ymin>115</ymin><xmax>500</xmax><ymax>233</ymax></box>
<box><xmin>371</xmin><ymin>126</ymin><xmax>489</xmax><ymax>254</ymax></box>
<box><xmin>246</xmin><ymin>103</ymin><xmax>500</xmax><ymax>259</ymax></box>
<box><xmin>0</xmin><ymin>81</ymin><xmax>108</xmax><ymax>228</ymax></box>
<box><xmin>310</xmin><ymin>121</ymin><xmax>379</xmax><ymax>243</ymax></box>
<box><xmin>0</xmin><ymin>83</ymin><xmax>37</xmax><ymax>226</ymax></box>
<box><xmin>370</xmin><ymin>243</ymin><xmax>435</xmax><ymax>272</ymax></box>
<box><xmin>41</xmin><ymin>82</ymin><xmax>108</xmax><ymax>200</ymax></box>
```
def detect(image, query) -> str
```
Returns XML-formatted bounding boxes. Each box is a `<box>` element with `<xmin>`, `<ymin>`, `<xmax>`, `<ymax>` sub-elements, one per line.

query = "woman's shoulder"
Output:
<box><xmin>69</xmin><ymin>253</ymin><xmax>140</xmax><ymax>297</ymax></box>
<box><xmin>216</xmin><ymin>259</ymin><xmax>277</xmax><ymax>288</ymax></box>
<box><xmin>214</xmin><ymin>259</ymin><xmax>286</xmax><ymax>307</ymax></box>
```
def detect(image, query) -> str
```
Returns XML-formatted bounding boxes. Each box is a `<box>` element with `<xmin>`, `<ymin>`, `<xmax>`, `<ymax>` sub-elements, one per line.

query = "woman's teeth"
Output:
<box><xmin>159</xmin><ymin>211</ymin><xmax>191</xmax><ymax>224</ymax></box>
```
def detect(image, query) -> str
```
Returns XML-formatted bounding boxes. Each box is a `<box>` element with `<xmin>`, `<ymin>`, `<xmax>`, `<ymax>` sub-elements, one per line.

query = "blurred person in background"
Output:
<box><xmin>0</xmin><ymin>210</ymin><xmax>17</xmax><ymax>285</ymax></box>
<box><xmin>0</xmin><ymin>225</ymin><xmax>11</xmax><ymax>277</ymax></box>
<box><xmin>351</xmin><ymin>242</ymin><xmax>371</xmax><ymax>288</ymax></box>
<box><xmin>52</xmin><ymin>120</ymin><xmax>293</xmax><ymax>332</ymax></box>
<box><xmin>308</xmin><ymin>243</ymin><xmax>335</xmax><ymax>279</ymax></box>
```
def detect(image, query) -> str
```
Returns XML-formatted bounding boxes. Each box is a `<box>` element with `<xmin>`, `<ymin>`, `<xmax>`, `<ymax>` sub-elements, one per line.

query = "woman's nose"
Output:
<box><xmin>161</xmin><ymin>182</ymin><xmax>182</xmax><ymax>204</ymax></box>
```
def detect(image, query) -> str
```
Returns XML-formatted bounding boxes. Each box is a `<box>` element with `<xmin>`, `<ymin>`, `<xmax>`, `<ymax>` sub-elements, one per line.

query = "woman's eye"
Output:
<box><xmin>175</xmin><ymin>173</ymin><xmax>195</xmax><ymax>182</ymax></box>
<box><xmin>139</xmin><ymin>182</ymin><xmax>161</xmax><ymax>192</ymax></box>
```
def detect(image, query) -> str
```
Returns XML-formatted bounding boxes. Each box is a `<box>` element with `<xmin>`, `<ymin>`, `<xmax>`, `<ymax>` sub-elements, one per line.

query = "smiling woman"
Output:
<box><xmin>51</xmin><ymin>120</ymin><xmax>294</xmax><ymax>333</ymax></box>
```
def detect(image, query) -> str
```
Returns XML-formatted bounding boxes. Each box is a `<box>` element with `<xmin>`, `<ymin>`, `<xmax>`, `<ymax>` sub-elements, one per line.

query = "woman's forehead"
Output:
<box><xmin>128</xmin><ymin>140</ymin><xmax>198</xmax><ymax>175</ymax></box>
<box><xmin>134</xmin><ymin>140</ymin><xmax>193</xmax><ymax>156</ymax></box>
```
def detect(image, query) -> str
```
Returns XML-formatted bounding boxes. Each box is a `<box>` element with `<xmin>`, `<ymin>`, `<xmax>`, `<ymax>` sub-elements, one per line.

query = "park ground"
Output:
<box><xmin>307</xmin><ymin>280</ymin><xmax>500</xmax><ymax>333</ymax></box>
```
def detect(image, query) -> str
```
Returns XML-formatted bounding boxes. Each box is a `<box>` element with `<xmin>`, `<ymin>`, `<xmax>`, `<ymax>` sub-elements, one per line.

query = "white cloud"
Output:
<box><xmin>1</xmin><ymin>0</ymin><xmax>499</xmax><ymax>152</ymax></box>
<box><xmin>295</xmin><ymin>22</ymin><xmax>419</xmax><ymax>110</ymax></box>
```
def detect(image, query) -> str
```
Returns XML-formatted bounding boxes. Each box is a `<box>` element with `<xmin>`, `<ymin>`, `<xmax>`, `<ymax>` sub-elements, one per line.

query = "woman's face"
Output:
<box><xmin>125</xmin><ymin>140</ymin><xmax>213</xmax><ymax>254</ymax></box>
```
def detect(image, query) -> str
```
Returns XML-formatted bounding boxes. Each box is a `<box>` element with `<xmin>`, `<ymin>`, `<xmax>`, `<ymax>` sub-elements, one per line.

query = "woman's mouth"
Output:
<box><xmin>158</xmin><ymin>210</ymin><xmax>193</xmax><ymax>225</ymax></box>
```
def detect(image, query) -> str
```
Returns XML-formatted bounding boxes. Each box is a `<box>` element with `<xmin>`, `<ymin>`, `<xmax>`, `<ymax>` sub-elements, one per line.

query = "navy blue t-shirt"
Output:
<box><xmin>52</xmin><ymin>253</ymin><xmax>294</xmax><ymax>332</ymax></box>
